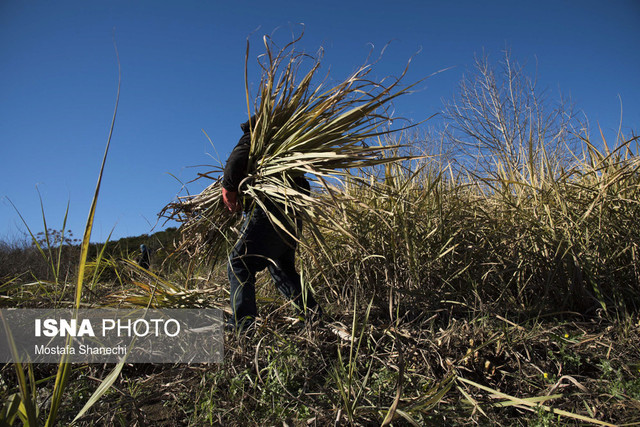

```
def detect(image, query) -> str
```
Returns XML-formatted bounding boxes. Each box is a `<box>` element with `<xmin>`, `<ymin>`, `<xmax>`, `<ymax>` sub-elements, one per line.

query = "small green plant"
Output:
<box><xmin>599</xmin><ymin>359</ymin><xmax>640</xmax><ymax>401</ymax></box>
<box><xmin>532</xmin><ymin>405</ymin><xmax>562</xmax><ymax>427</ymax></box>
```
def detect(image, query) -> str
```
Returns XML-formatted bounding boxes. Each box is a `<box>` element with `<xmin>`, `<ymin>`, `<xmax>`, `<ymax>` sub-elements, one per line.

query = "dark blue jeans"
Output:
<box><xmin>227</xmin><ymin>206</ymin><xmax>318</xmax><ymax>326</ymax></box>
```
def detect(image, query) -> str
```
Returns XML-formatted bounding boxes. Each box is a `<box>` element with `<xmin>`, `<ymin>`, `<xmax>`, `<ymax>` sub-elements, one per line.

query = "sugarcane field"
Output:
<box><xmin>2</xmin><ymin>4</ymin><xmax>640</xmax><ymax>426</ymax></box>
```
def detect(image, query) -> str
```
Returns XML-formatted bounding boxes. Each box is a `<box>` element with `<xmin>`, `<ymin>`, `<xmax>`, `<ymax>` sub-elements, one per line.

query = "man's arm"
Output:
<box><xmin>222</xmin><ymin>134</ymin><xmax>250</xmax><ymax>212</ymax></box>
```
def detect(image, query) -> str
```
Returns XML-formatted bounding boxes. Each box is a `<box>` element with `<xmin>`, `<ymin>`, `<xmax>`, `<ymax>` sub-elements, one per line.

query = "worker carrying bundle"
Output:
<box><xmin>222</xmin><ymin>115</ymin><xmax>321</xmax><ymax>332</ymax></box>
<box><xmin>161</xmin><ymin>32</ymin><xmax>423</xmax><ymax>332</ymax></box>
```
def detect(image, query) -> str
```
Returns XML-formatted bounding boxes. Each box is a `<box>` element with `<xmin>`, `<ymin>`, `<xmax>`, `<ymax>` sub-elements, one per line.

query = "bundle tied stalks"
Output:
<box><xmin>161</xmin><ymin>32</ymin><xmax>426</xmax><ymax>263</ymax></box>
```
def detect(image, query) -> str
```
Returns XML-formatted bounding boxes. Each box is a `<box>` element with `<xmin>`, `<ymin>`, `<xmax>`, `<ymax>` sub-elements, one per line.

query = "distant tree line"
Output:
<box><xmin>0</xmin><ymin>227</ymin><xmax>180</xmax><ymax>284</ymax></box>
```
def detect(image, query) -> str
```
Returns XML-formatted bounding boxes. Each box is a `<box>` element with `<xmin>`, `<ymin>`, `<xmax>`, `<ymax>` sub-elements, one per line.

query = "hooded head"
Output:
<box><xmin>240</xmin><ymin>115</ymin><xmax>257</xmax><ymax>133</ymax></box>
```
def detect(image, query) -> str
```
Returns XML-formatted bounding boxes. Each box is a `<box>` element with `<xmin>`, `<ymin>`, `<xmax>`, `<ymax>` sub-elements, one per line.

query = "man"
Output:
<box><xmin>222</xmin><ymin>116</ymin><xmax>321</xmax><ymax>332</ymax></box>
<box><xmin>138</xmin><ymin>244</ymin><xmax>151</xmax><ymax>270</ymax></box>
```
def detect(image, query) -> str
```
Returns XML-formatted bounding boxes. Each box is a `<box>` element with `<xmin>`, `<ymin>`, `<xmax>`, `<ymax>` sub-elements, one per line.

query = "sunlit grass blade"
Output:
<box><xmin>457</xmin><ymin>376</ymin><xmax>617</xmax><ymax>426</ymax></box>
<box><xmin>54</xmin><ymin>200</ymin><xmax>71</xmax><ymax>284</ymax></box>
<box><xmin>45</xmin><ymin>37</ymin><xmax>121</xmax><ymax>427</ymax></box>
<box><xmin>0</xmin><ymin>311</ymin><xmax>38</xmax><ymax>426</ymax></box>
<box><xmin>0</xmin><ymin>393</ymin><xmax>22</xmax><ymax>425</ymax></box>
<box><xmin>72</xmin><ymin>360</ymin><xmax>126</xmax><ymax>423</ymax></box>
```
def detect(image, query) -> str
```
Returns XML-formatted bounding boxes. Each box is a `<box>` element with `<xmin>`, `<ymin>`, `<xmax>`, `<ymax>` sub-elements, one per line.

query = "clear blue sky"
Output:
<box><xmin>1</xmin><ymin>0</ymin><xmax>639</xmax><ymax>243</ymax></box>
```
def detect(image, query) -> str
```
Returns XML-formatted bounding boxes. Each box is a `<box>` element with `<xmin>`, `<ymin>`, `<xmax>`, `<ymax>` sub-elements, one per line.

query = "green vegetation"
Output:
<box><xmin>1</xmin><ymin>40</ymin><xmax>639</xmax><ymax>425</ymax></box>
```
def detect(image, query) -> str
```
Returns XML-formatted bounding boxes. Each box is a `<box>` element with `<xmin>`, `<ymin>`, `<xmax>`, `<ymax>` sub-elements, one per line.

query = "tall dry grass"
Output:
<box><xmin>306</xmin><ymin>131</ymin><xmax>640</xmax><ymax>317</ymax></box>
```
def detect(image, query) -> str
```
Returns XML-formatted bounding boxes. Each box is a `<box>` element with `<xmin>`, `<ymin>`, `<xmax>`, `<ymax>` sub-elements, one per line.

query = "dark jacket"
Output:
<box><xmin>222</xmin><ymin>119</ymin><xmax>254</xmax><ymax>192</ymax></box>
<box><xmin>222</xmin><ymin>118</ymin><xmax>310</xmax><ymax>196</ymax></box>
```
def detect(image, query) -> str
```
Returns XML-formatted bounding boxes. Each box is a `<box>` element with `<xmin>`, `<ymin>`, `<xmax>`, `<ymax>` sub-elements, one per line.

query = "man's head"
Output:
<box><xmin>240</xmin><ymin>115</ymin><xmax>258</xmax><ymax>133</ymax></box>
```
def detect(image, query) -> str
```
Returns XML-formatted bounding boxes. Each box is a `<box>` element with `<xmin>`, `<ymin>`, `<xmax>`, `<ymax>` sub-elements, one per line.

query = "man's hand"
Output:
<box><xmin>222</xmin><ymin>188</ymin><xmax>242</xmax><ymax>212</ymax></box>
